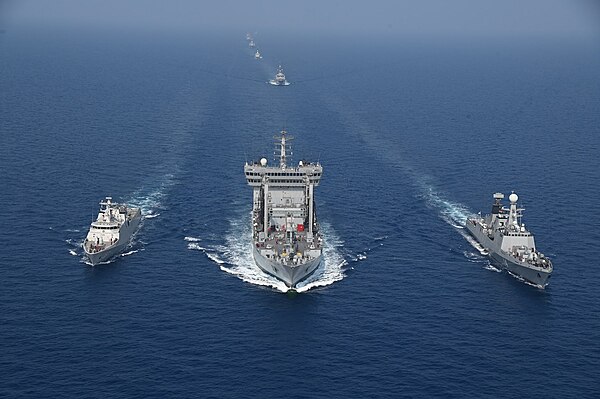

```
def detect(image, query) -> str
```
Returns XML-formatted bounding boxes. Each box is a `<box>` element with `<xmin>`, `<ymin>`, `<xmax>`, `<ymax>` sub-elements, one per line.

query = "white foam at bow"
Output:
<box><xmin>196</xmin><ymin>213</ymin><xmax>347</xmax><ymax>293</ymax></box>
<box><xmin>120</xmin><ymin>249</ymin><xmax>140</xmax><ymax>257</ymax></box>
<box><xmin>507</xmin><ymin>270</ymin><xmax>545</xmax><ymax>289</ymax></box>
<box><xmin>295</xmin><ymin>221</ymin><xmax>347</xmax><ymax>292</ymax></box>
<box><xmin>484</xmin><ymin>264</ymin><xmax>502</xmax><ymax>272</ymax></box>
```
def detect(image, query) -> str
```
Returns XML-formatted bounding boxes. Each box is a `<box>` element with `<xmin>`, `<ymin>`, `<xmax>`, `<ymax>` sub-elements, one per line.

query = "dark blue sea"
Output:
<box><xmin>1</xmin><ymin>28</ymin><xmax>600</xmax><ymax>398</ymax></box>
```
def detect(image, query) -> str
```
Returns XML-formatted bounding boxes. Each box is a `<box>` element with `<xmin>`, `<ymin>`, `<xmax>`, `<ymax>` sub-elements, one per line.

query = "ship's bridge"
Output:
<box><xmin>244</xmin><ymin>160</ymin><xmax>322</xmax><ymax>187</ymax></box>
<box><xmin>90</xmin><ymin>223</ymin><xmax>120</xmax><ymax>229</ymax></box>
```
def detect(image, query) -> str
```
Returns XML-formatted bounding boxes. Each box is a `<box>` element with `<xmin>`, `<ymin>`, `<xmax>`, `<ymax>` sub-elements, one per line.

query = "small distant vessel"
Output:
<box><xmin>249</xmin><ymin>40</ymin><xmax>256</xmax><ymax>48</ymax></box>
<box><xmin>244</xmin><ymin>129</ymin><xmax>323</xmax><ymax>288</ymax></box>
<box><xmin>269</xmin><ymin>65</ymin><xmax>290</xmax><ymax>86</ymax></box>
<box><xmin>83</xmin><ymin>197</ymin><xmax>141</xmax><ymax>265</ymax></box>
<box><xmin>246</xmin><ymin>33</ymin><xmax>252</xmax><ymax>41</ymax></box>
<box><xmin>465</xmin><ymin>192</ymin><xmax>553</xmax><ymax>288</ymax></box>
<box><xmin>255</xmin><ymin>49</ymin><xmax>262</xmax><ymax>59</ymax></box>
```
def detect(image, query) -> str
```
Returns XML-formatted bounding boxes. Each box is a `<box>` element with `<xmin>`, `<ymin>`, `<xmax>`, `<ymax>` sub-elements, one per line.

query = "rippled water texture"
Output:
<box><xmin>1</xmin><ymin>30</ymin><xmax>599</xmax><ymax>397</ymax></box>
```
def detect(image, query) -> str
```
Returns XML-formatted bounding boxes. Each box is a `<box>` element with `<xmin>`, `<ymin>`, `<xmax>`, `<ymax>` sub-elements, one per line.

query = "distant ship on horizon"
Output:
<box><xmin>269</xmin><ymin>65</ymin><xmax>290</xmax><ymax>86</ymax></box>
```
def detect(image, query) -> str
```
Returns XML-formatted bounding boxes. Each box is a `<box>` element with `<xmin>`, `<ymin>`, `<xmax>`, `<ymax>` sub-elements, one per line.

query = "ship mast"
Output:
<box><xmin>507</xmin><ymin>192</ymin><xmax>520</xmax><ymax>230</ymax></box>
<box><xmin>275</xmin><ymin>129</ymin><xmax>293</xmax><ymax>169</ymax></box>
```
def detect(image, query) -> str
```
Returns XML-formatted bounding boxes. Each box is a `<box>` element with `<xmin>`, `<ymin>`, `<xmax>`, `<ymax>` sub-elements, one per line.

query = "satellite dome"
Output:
<box><xmin>260</xmin><ymin>158</ymin><xmax>268</xmax><ymax>166</ymax></box>
<box><xmin>509</xmin><ymin>193</ymin><xmax>518</xmax><ymax>203</ymax></box>
<box><xmin>299</xmin><ymin>160</ymin><xmax>303</xmax><ymax>167</ymax></box>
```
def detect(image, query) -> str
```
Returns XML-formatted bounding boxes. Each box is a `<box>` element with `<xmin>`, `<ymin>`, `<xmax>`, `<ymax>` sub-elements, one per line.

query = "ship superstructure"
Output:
<box><xmin>83</xmin><ymin>197</ymin><xmax>141</xmax><ymax>265</ymax></box>
<box><xmin>466</xmin><ymin>192</ymin><xmax>553</xmax><ymax>287</ymax></box>
<box><xmin>244</xmin><ymin>130</ymin><xmax>323</xmax><ymax>288</ymax></box>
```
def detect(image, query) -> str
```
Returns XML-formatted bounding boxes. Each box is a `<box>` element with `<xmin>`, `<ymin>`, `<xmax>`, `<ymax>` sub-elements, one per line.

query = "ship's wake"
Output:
<box><xmin>65</xmin><ymin>237</ymin><xmax>85</xmax><ymax>257</ymax></box>
<box><xmin>317</xmin><ymin>92</ymin><xmax>516</xmax><ymax>280</ymax></box>
<box><xmin>124</xmin><ymin>172</ymin><xmax>176</xmax><ymax>219</ymax></box>
<box><xmin>415</xmin><ymin>181</ymin><xmax>496</xmax><ymax>261</ymax></box>
<box><xmin>318</xmin><ymin>92</ymin><xmax>481</xmax><ymax>256</ymax></box>
<box><xmin>347</xmin><ymin>236</ymin><xmax>387</xmax><ymax>263</ymax></box>
<box><xmin>418</xmin><ymin>182</ymin><xmax>472</xmax><ymax>228</ymax></box>
<box><xmin>187</xmin><ymin>215</ymin><xmax>348</xmax><ymax>293</ymax></box>
<box><xmin>461</xmin><ymin>232</ymin><xmax>489</xmax><ymax>256</ymax></box>
<box><xmin>484</xmin><ymin>264</ymin><xmax>502</xmax><ymax>273</ymax></box>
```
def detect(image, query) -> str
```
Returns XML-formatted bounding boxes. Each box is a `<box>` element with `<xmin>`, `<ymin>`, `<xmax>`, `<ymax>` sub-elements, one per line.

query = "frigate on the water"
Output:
<box><xmin>249</xmin><ymin>40</ymin><xmax>256</xmax><ymax>48</ymax></box>
<box><xmin>269</xmin><ymin>65</ymin><xmax>290</xmax><ymax>86</ymax></box>
<box><xmin>244</xmin><ymin>130</ymin><xmax>323</xmax><ymax>288</ymax></box>
<box><xmin>465</xmin><ymin>192</ymin><xmax>553</xmax><ymax>288</ymax></box>
<box><xmin>83</xmin><ymin>197</ymin><xmax>142</xmax><ymax>265</ymax></box>
<box><xmin>255</xmin><ymin>49</ymin><xmax>262</xmax><ymax>59</ymax></box>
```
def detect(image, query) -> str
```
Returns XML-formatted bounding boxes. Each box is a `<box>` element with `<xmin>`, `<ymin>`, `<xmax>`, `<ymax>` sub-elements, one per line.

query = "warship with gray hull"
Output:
<box><xmin>244</xmin><ymin>130</ymin><xmax>323</xmax><ymax>288</ymax></box>
<box><xmin>269</xmin><ymin>65</ymin><xmax>290</xmax><ymax>86</ymax></box>
<box><xmin>83</xmin><ymin>197</ymin><xmax>142</xmax><ymax>265</ymax></box>
<box><xmin>466</xmin><ymin>192</ymin><xmax>553</xmax><ymax>288</ymax></box>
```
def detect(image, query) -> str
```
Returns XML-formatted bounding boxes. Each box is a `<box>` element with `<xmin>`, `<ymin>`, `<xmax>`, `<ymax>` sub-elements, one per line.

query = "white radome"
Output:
<box><xmin>260</xmin><ymin>158</ymin><xmax>268</xmax><ymax>166</ymax></box>
<box><xmin>509</xmin><ymin>193</ymin><xmax>519</xmax><ymax>203</ymax></box>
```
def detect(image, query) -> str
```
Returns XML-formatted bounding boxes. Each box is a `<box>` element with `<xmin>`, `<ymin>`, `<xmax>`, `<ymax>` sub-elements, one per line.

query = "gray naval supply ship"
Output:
<box><xmin>244</xmin><ymin>130</ymin><xmax>323</xmax><ymax>288</ymax></box>
<box><xmin>466</xmin><ymin>192</ymin><xmax>553</xmax><ymax>287</ymax></box>
<box><xmin>83</xmin><ymin>197</ymin><xmax>142</xmax><ymax>265</ymax></box>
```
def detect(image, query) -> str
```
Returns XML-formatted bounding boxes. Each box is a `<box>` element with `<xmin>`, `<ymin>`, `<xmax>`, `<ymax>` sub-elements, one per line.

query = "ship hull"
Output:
<box><xmin>85</xmin><ymin>241</ymin><xmax>130</xmax><ymax>265</ymax></box>
<box><xmin>465</xmin><ymin>220</ymin><xmax>551</xmax><ymax>288</ymax></box>
<box><xmin>488</xmin><ymin>251</ymin><xmax>551</xmax><ymax>288</ymax></box>
<box><xmin>268</xmin><ymin>80</ymin><xmax>290</xmax><ymax>86</ymax></box>
<box><xmin>84</xmin><ymin>211</ymin><xmax>141</xmax><ymax>265</ymax></box>
<box><xmin>253</xmin><ymin>246</ymin><xmax>321</xmax><ymax>288</ymax></box>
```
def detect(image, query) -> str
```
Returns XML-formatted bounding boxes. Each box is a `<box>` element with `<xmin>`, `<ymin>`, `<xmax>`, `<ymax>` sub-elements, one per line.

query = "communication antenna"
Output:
<box><xmin>274</xmin><ymin>128</ymin><xmax>294</xmax><ymax>168</ymax></box>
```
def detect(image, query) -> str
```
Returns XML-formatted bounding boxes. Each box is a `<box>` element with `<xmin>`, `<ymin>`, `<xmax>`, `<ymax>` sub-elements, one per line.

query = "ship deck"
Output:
<box><xmin>254</xmin><ymin>229</ymin><xmax>321</xmax><ymax>265</ymax></box>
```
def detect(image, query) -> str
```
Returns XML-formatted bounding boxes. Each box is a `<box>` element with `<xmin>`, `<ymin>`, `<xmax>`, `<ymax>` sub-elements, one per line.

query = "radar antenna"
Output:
<box><xmin>274</xmin><ymin>129</ymin><xmax>294</xmax><ymax>169</ymax></box>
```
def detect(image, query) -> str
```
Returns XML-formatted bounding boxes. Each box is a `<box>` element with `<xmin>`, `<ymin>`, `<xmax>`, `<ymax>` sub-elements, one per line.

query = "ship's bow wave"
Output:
<box><xmin>189</xmin><ymin>214</ymin><xmax>347</xmax><ymax>293</ymax></box>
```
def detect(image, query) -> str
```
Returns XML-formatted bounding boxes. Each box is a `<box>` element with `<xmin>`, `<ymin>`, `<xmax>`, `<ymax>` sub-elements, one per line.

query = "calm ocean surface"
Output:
<box><xmin>1</xmin><ymin>28</ymin><xmax>599</xmax><ymax>398</ymax></box>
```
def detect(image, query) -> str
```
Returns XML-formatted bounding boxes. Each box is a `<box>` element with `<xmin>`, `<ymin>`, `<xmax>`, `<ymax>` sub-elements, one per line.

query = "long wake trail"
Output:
<box><xmin>318</xmin><ymin>93</ymin><xmax>490</xmax><ymax>259</ymax></box>
<box><xmin>65</xmin><ymin>81</ymin><xmax>206</xmax><ymax>264</ymax></box>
